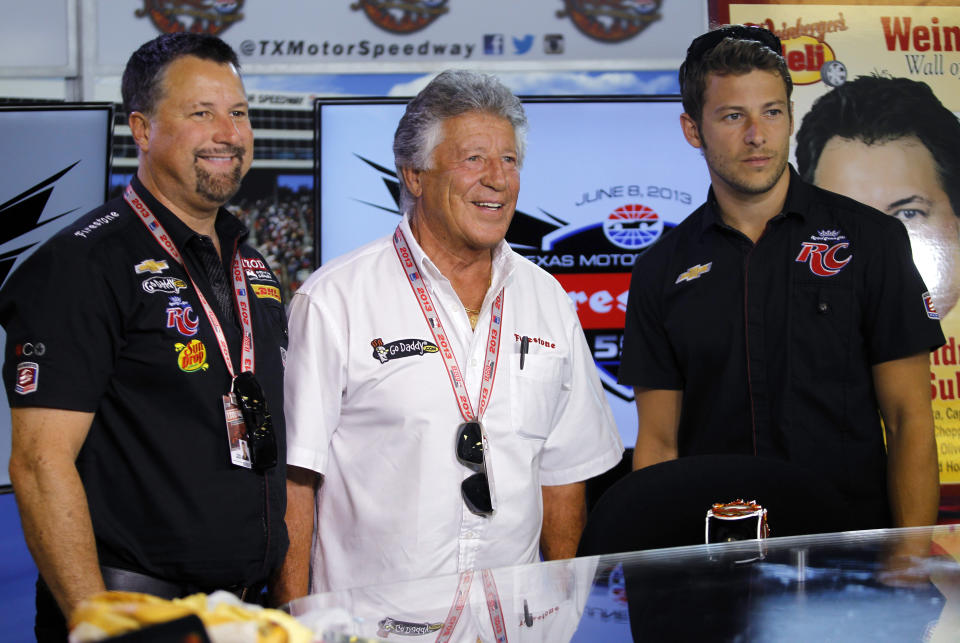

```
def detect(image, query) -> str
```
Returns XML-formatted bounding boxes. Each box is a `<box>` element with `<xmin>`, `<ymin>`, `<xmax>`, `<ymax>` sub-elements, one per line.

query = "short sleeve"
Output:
<box><xmin>0</xmin><ymin>237</ymin><xmax>123</xmax><ymax>410</ymax></box>
<box><xmin>862</xmin><ymin>217</ymin><xmax>945</xmax><ymax>364</ymax></box>
<box><xmin>283</xmin><ymin>289</ymin><xmax>347</xmax><ymax>474</ymax></box>
<box><xmin>538</xmin><ymin>292</ymin><xmax>623</xmax><ymax>486</ymax></box>
<box><xmin>618</xmin><ymin>250</ymin><xmax>684</xmax><ymax>389</ymax></box>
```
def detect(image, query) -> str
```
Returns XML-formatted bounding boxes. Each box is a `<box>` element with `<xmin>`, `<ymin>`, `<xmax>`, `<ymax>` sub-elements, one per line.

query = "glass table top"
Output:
<box><xmin>287</xmin><ymin>526</ymin><xmax>960</xmax><ymax>642</ymax></box>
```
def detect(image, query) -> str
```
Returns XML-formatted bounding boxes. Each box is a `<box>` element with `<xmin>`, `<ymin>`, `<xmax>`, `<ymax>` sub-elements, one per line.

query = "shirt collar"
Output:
<box><xmin>399</xmin><ymin>212</ymin><xmax>516</xmax><ymax>292</ymax></box>
<box><xmin>130</xmin><ymin>175</ymin><xmax>248</xmax><ymax>254</ymax></box>
<box><xmin>698</xmin><ymin>163</ymin><xmax>807</xmax><ymax>236</ymax></box>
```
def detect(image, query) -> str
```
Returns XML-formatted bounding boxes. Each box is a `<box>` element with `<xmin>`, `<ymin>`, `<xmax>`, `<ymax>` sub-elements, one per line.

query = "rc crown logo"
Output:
<box><xmin>795</xmin><ymin>229</ymin><xmax>852</xmax><ymax>277</ymax></box>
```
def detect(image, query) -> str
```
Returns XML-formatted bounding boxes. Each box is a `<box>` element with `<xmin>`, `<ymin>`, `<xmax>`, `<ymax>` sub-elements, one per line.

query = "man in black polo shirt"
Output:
<box><xmin>620</xmin><ymin>26</ymin><xmax>944</xmax><ymax>530</ymax></box>
<box><xmin>0</xmin><ymin>34</ymin><xmax>288</xmax><ymax>640</ymax></box>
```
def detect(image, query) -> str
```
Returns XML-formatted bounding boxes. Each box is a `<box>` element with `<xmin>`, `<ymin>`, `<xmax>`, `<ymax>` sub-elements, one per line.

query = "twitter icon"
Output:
<box><xmin>513</xmin><ymin>35</ymin><xmax>534</xmax><ymax>55</ymax></box>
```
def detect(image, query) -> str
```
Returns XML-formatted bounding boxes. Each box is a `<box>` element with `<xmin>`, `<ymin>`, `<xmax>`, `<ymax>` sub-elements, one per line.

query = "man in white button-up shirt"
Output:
<box><xmin>273</xmin><ymin>70</ymin><xmax>623</xmax><ymax>602</ymax></box>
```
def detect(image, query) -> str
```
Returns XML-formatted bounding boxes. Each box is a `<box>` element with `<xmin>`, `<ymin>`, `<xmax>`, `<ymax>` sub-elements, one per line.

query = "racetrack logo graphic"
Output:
<box><xmin>602</xmin><ymin>204</ymin><xmax>662</xmax><ymax>250</ymax></box>
<box><xmin>136</xmin><ymin>0</ymin><xmax>244</xmax><ymax>35</ymax></box>
<box><xmin>557</xmin><ymin>0</ymin><xmax>662</xmax><ymax>43</ymax></box>
<box><xmin>352</xmin><ymin>0</ymin><xmax>449</xmax><ymax>34</ymax></box>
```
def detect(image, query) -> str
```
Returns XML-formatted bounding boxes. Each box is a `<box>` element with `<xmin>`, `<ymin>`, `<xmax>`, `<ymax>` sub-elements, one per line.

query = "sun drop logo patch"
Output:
<box><xmin>175</xmin><ymin>339</ymin><xmax>209</xmax><ymax>372</ymax></box>
<box><xmin>371</xmin><ymin>337</ymin><xmax>439</xmax><ymax>364</ymax></box>
<box><xmin>795</xmin><ymin>230</ymin><xmax>851</xmax><ymax>277</ymax></box>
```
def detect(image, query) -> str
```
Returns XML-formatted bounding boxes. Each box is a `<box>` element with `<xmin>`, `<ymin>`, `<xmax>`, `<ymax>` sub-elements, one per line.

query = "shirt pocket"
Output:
<box><xmin>509</xmin><ymin>353</ymin><xmax>566</xmax><ymax>440</ymax></box>
<box><xmin>792</xmin><ymin>282</ymin><xmax>856</xmax><ymax>382</ymax></box>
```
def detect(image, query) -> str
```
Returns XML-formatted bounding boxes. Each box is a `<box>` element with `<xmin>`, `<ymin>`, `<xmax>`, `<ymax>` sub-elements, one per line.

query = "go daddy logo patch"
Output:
<box><xmin>371</xmin><ymin>337</ymin><xmax>439</xmax><ymax>364</ymax></box>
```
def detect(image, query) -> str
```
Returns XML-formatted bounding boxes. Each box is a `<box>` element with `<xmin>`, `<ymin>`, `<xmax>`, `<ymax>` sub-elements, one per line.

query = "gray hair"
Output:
<box><xmin>393</xmin><ymin>70</ymin><xmax>528</xmax><ymax>215</ymax></box>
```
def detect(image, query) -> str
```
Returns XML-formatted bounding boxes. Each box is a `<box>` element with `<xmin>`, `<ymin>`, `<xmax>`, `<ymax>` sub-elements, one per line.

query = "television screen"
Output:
<box><xmin>315</xmin><ymin>96</ymin><xmax>711</xmax><ymax>447</ymax></box>
<box><xmin>0</xmin><ymin>103</ymin><xmax>114</xmax><ymax>487</ymax></box>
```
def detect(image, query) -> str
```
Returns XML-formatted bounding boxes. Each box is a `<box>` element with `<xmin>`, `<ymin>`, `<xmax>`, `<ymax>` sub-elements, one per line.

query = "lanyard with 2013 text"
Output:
<box><xmin>125</xmin><ymin>184</ymin><xmax>255</xmax><ymax>378</ymax></box>
<box><xmin>392</xmin><ymin>226</ymin><xmax>503</xmax><ymax>423</ymax></box>
<box><xmin>394</xmin><ymin>226</ymin><xmax>508</xmax><ymax>641</ymax></box>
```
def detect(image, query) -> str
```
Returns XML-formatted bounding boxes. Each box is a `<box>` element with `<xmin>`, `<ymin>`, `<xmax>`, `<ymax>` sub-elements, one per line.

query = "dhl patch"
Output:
<box><xmin>252</xmin><ymin>284</ymin><xmax>281</xmax><ymax>302</ymax></box>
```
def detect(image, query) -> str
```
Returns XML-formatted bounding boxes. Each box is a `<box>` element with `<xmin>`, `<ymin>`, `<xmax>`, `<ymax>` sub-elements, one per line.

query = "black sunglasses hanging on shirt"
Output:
<box><xmin>233</xmin><ymin>371</ymin><xmax>277</xmax><ymax>471</ymax></box>
<box><xmin>456</xmin><ymin>420</ymin><xmax>493</xmax><ymax>516</ymax></box>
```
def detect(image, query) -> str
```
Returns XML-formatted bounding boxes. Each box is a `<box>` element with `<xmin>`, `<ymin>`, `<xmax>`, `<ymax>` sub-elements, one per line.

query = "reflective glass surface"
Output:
<box><xmin>287</xmin><ymin>526</ymin><xmax>960</xmax><ymax>642</ymax></box>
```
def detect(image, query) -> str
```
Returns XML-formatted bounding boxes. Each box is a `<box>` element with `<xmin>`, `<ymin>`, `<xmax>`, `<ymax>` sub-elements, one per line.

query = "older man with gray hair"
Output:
<box><xmin>273</xmin><ymin>70</ymin><xmax>622</xmax><ymax>600</ymax></box>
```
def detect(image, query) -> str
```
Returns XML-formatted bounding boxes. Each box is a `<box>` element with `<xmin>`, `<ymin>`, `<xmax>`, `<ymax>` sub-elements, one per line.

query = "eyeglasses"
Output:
<box><xmin>233</xmin><ymin>371</ymin><xmax>277</xmax><ymax>472</ymax></box>
<box><xmin>679</xmin><ymin>25</ymin><xmax>783</xmax><ymax>89</ymax></box>
<box><xmin>456</xmin><ymin>421</ymin><xmax>493</xmax><ymax>516</ymax></box>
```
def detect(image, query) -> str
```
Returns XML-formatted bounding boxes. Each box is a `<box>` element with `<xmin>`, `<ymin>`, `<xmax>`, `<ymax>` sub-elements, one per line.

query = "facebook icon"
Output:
<box><xmin>484</xmin><ymin>34</ymin><xmax>504</xmax><ymax>55</ymax></box>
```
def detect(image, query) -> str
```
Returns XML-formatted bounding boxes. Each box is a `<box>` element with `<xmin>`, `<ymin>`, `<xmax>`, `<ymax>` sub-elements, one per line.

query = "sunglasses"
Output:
<box><xmin>456</xmin><ymin>421</ymin><xmax>493</xmax><ymax>516</ymax></box>
<box><xmin>679</xmin><ymin>25</ymin><xmax>784</xmax><ymax>89</ymax></box>
<box><xmin>233</xmin><ymin>371</ymin><xmax>277</xmax><ymax>472</ymax></box>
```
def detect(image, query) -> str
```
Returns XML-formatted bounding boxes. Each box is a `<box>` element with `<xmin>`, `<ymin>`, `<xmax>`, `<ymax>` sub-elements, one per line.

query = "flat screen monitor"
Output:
<box><xmin>315</xmin><ymin>95</ymin><xmax>711</xmax><ymax>448</ymax></box>
<box><xmin>0</xmin><ymin>103</ymin><xmax>114</xmax><ymax>487</ymax></box>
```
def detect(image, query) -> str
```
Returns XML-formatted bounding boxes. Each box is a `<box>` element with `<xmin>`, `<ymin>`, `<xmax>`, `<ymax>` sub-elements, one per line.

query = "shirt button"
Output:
<box><xmin>818</xmin><ymin>302</ymin><xmax>829</xmax><ymax>314</ymax></box>
<box><xmin>470</xmin><ymin>359</ymin><xmax>478</xmax><ymax>367</ymax></box>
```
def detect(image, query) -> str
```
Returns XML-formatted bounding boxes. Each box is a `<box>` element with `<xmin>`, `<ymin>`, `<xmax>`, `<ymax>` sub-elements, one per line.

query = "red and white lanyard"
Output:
<box><xmin>125</xmin><ymin>184</ymin><xmax>255</xmax><ymax>377</ymax></box>
<box><xmin>392</xmin><ymin>227</ymin><xmax>503</xmax><ymax>423</ymax></box>
<box><xmin>435</xmin><ymin>570</ymin><xmax>509</xmax><ymax>643</ymax></box>
<box><xmin>392</xmin><ymin>227</ymin><xmax>508</xmax><ymax>641</ymax></box>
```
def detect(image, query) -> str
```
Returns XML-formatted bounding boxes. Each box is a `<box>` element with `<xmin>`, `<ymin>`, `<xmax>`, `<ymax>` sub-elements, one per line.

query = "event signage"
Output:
<box><xmin>96</xmin><ymin>1</ymin><xmax>708</xmax><ymax>72</ymax></box>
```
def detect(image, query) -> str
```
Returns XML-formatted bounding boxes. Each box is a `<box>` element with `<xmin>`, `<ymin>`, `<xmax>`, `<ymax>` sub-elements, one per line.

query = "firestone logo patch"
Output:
<box><xmin>371</xmin><ymin>337</ymin><xmax>439</xmax><ymax>364</ymax></box>
<box><xmin>136</xmin><ymin>0</ymin><xmax>245</xmax><ymax>35</ymax></box>
<box><xmin>352</xmin><ymin>0</ymin><xmax>449</xmax><ymax>34</ymax></box>
<box><xmin>15</xmin><ymin>362</ymin><xmax>38</xmax><ymax>395</ymax></box>
<box><xmin>557</xmin><ymin>0</ymin><xmax>662</xmax><ymax>43</ymax></box>
<box><xmin>924</xmin><ymin>291</ymin><xmax>940</xmax><ymax>320</ymax></box>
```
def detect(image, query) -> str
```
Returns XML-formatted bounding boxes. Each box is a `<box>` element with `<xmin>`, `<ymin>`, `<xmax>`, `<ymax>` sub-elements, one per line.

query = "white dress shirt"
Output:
<box><xmin>285</xmin><ymin>215</ymin><xmax>623</xmax><ymax>593</ymax></box>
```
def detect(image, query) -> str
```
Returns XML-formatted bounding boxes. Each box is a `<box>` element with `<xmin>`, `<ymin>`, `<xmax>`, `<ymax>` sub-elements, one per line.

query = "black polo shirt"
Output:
<box><xmin>0</xmin><ymin>176</ymin><xmax>288</xmax><ymax>587</ymax></box>
<box><xmin>620</xmin><ymin>166</ymin><xmax>945</xmax><ymax>529</ymax></box>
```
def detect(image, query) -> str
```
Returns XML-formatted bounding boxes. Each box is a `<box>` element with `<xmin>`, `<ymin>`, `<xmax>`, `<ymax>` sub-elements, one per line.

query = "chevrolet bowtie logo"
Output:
<box><xmin>675</xmin><ymin>262</ymin><xmax>712</xmax><ymax>284</ymax></box>
<box><xmin>134</xmin><ymin>259</ymin><xmax>170</xmax><ymax>275</ymax></box>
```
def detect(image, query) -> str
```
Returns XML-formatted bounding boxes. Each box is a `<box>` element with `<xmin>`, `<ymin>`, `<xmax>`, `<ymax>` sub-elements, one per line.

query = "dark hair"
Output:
<box><xmin>796</xmin><ymin>75</ymin><xmax>960</xmax><ymax>219</ymax></box>
<box><xmin>680</xmin><ymin>25</ymin><xmax>792</xmax><ymax>126</ymax></box>
<box><xmin>121</xmin><ymin>33</ymin><xmax>240</xmax><ymax>116</ymax></box>
<box><xmin>393</xmin><ymin>69</ymin><xmax>528</xmax><ymax>215</ymax></box>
